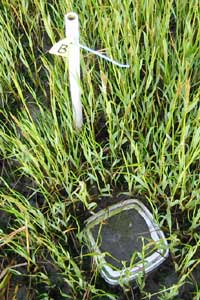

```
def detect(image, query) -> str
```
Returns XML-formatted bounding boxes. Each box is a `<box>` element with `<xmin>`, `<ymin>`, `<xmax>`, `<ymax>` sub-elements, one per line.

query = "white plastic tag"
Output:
<box><xmin>49</xmin><ymin>38</ymin><xmax>72</xmax><ymax>57</ymax></box>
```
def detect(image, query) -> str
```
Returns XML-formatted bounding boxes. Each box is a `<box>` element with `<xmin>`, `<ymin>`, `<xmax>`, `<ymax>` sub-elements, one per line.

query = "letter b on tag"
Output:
<box><xmin>58</xmin><ymin>44</ymin><xmax>68</xmax><ymax>54</ymax></box>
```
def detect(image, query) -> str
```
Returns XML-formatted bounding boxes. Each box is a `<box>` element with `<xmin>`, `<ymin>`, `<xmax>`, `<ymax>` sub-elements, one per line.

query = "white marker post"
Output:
<box><xmin>49</xmin><ymin>12</ymin><xmax>130</xmax><ymax>130</ymax></box>
<box><xmin>65</xmin><ymin>12</ymin><xmax>83</xmax><ymax>129</ymax></box>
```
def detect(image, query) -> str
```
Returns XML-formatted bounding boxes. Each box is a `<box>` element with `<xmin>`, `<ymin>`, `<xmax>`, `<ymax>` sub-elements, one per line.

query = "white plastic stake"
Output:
<box><xmin>49</xmin><ymin>12</ymin><xmax>130</xmax><ymax>130</ymax></box>
<box><xmin>65</xmin><ymin>12</ymin><xmax>83</xmax><ymax>129</ymax></box>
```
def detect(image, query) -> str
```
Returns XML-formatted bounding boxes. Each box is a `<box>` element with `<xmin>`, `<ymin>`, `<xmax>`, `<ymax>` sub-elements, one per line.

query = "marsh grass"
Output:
<box><xmin>0</xmin><ymin>0</ymin><xmax>200</xmax><ymax>299</ymax></box>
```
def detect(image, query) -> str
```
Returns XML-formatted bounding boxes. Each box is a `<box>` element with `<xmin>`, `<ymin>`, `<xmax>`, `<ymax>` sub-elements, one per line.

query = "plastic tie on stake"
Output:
<box><xmin>49</xmin><ymin>35</ymin><xmax>130</xmax><ymax>68</ymax></box>
<box><xmin>50</xmin><ymin>41</ymin><xmax>130</xmax><ymax>68</ymax></box>
<box><xmin>50</xmin><ymin>40</ymin><xmax>130</xmax><ymax>68</ymax></box>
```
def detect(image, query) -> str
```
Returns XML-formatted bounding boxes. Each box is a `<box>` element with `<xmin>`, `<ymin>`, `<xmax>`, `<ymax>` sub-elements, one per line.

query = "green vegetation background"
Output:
<box><xmin>0</xmin><ymin>0</ymin><xmax>199</xmax><ymax>299</ymax></box>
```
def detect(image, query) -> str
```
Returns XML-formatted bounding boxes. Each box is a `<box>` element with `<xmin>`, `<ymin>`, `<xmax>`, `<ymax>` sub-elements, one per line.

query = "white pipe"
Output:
<box><xmin>65</xmin><ymin>12</ymin><xmax>83</xmax><ymax>129</ymax></box>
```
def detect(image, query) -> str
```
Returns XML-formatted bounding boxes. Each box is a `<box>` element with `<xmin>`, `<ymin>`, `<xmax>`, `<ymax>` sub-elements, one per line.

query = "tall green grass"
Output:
<box><xmin>0</xmin><ymin>0</ymin><xmax>199</xmax><ymax>299</ymax></box>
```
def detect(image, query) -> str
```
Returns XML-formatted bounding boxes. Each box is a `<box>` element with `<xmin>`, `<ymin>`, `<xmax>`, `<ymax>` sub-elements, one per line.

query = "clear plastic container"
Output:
<box><xmin>83</xmin><ymin>199</ymin><xmax>169</xmax><ymax>285</ymax></box>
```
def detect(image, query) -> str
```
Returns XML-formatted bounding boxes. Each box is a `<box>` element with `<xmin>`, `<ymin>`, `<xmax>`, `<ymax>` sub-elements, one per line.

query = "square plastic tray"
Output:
<box><xmin>83</xmin><ymin>199</ymin><xmax>169</xmax><ymax>285</ymax></box>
